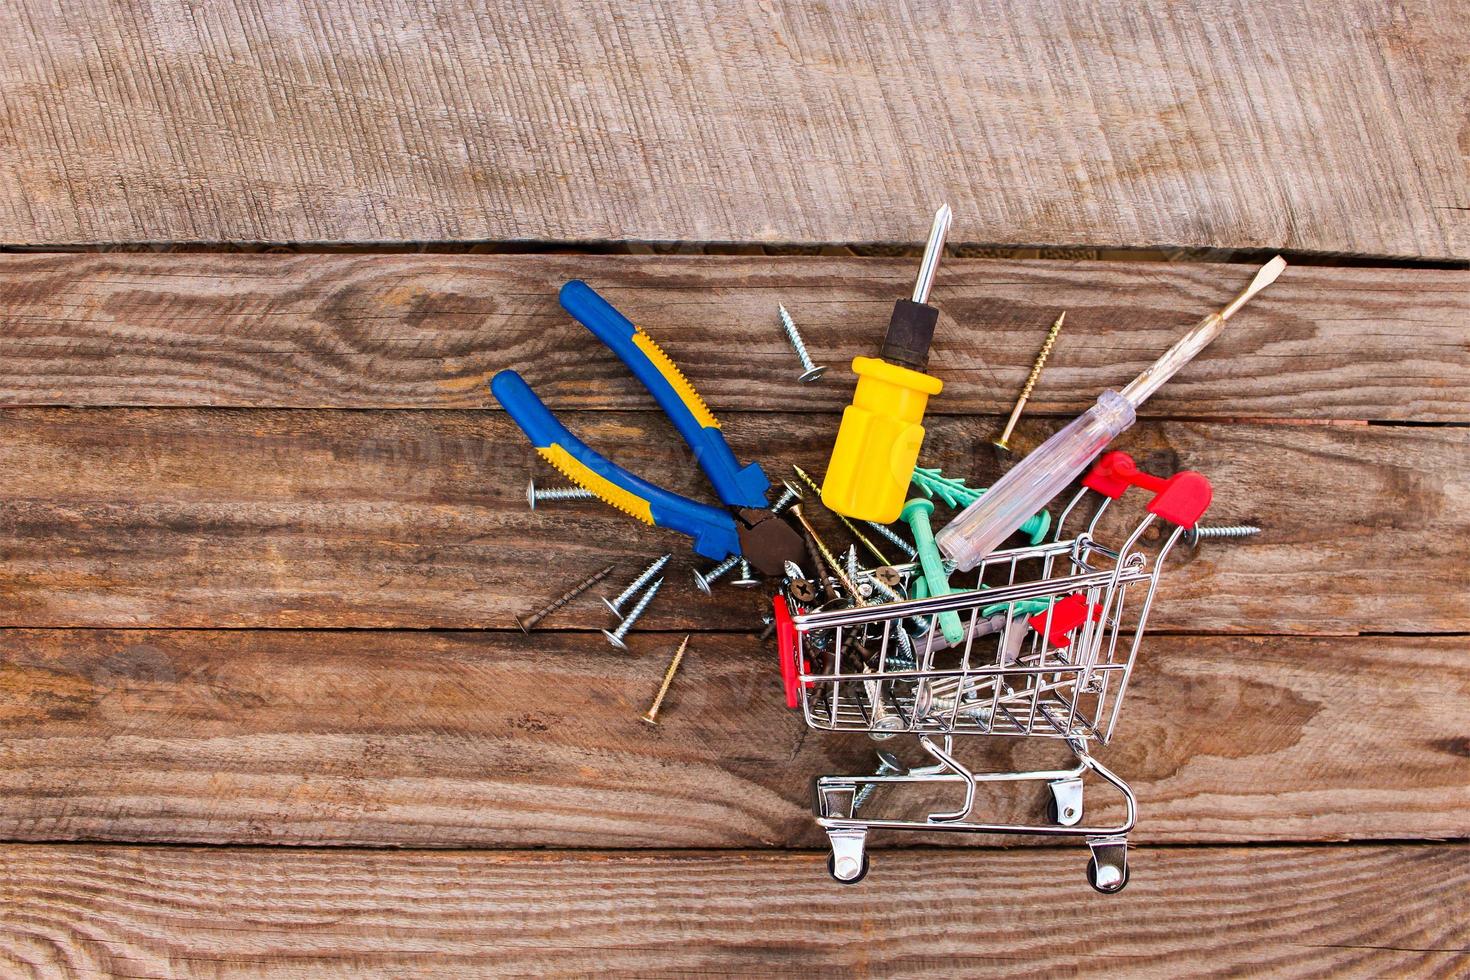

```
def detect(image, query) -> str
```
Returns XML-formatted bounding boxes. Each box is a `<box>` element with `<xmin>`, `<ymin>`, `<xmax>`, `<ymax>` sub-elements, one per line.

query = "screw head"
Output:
<box><xmin>600</xmin><ymin>596</ymin><xmax>622</xmax><ymax>617</ymax></box>
<box><xmin>992</xmin><ymin>438</ymin><xmax>1012</xmax><ymax>453</ymax></box>
<box><xmin>526</xmin><ymin>477</ymin><xmax>537</xmax><ymax>510</ymax></box>
<box><xmin>600</xmin><ymin>628</ymin><xmax>629</xmax><ymax>651</ymax></box>
<box><xmin>798</xmin><ymin>365</ymin><xmax>827</xmax><ymax>384</ymax></box>
<box><xmin>514</xmin><ymin>613</ymin><xmax>534</xmax><ymax>634</ymax></box>
<box><xmin>691</xmin><ymin>569</ymin><xmax>713</xmax><ymax>595</ymax></box>
<box><xmin>640</xmin><ymin>711</ymin><xmax>659</xmax><ymax>726</ymax></box>
<box><xmin>781</xmin><ymin>478</ymin><xmax>804</xmax><ymax>500</ymax></box>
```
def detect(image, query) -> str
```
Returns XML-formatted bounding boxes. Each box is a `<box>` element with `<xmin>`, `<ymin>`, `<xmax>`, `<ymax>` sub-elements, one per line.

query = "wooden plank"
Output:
<box><xmin>0</xmin><ymin>843</ymin><xmax>1463</xmax><ymax>976</ymax></box>
<box><xmin>1</xmin><ymin>2</ymin><xmax>1465</xmax><ymax>255</ymax></box>
<box><xmin>0</xmin><ymin>253</ymin><xmax>1465</xmax><ymax>420</ymax></box>
<box><xmin>0</xmin><ymin>408</ymin><xmax>1463</xmax><ymax>633</ymax></box>
<box><xmin>0</xmin><ymin>629</ymin><xmax>1463</xmax><ymax>849</ymax></box>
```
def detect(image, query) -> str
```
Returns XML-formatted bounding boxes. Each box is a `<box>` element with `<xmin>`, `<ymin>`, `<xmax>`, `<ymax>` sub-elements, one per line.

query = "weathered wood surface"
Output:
<box><xmin>0</xmin><ymin>408</ymin><xmax>1462</xmax><ymax>632</ymax></box>
<box><xmin>0</xmin><ymin>628</ymin><xmax>1463</xmax><ymax>849</ymax></box>
<box><xmin>0</xmin><ymin>253</ymin><xmax>1466</xmax><ymax>419</ymax></box>
<box><xmin>0</xmin><ymin>843</ymin><xmax>1464</xmax><ymax>976</ymax></box>
<box><xmin>2</xmin><ymin>2</ymin><xmax>1466</xmax><ymax>255</ymax></box>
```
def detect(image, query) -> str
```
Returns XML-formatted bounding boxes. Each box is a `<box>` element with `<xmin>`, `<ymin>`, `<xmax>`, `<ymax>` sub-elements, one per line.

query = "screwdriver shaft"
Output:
<box><xmin>911</xmin><ymin>204</ymin><xmax>953</xmax><ymax>305</ymax></box>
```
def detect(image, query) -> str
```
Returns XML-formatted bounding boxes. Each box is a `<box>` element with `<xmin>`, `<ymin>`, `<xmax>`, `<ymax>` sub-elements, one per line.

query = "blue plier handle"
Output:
<box><xmin>492</xmin><ymin>281</ymin><xmax>773</xmax><ymax>562</ymax></box>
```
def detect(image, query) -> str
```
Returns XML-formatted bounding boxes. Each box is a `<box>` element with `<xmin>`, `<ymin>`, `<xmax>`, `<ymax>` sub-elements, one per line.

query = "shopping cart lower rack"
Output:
<box><xmin>773</xmin><ymin>451</ymin><xmax>1212</xmax><ymax>892</ymax></box>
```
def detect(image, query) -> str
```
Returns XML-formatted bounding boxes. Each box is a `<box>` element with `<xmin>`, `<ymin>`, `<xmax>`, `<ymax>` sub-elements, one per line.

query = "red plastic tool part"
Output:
<box><xmin>774</xmin><ymin>595</ymin><xmax>802</xmax><ymax>709</ymax></box>
<box><xmin>1082</xmin><ymin>451</ymin><xmax>1213</xmax><ymax>528</ymax></box>
<box><xmin>1028</xmin><ymin>593</ymin><xmax>1101</xmax><ymax>649</ymax></box>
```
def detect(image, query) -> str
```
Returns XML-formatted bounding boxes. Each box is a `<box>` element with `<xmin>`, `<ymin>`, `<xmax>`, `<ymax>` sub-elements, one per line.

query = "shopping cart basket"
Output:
<box><xmin>774</xmin><ymin>451</ymin><xmax>1212</xmax><ymax>892</ymax></box>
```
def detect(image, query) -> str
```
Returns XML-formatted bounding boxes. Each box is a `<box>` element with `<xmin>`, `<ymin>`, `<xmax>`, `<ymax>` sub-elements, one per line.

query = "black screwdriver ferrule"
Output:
<box><xmin>879</xmin><ymin>299</ymin><xmax>939</xmax><ymax>372</ymax></box>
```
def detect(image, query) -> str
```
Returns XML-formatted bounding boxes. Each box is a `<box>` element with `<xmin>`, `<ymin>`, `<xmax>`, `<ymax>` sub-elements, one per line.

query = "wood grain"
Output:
<box><xmin>0</xmin><ymin>253</ymin><xmax>1465</xmax><ymax>420</ymax></box>
<box><xmin>0</xmin><ymin>628</ymin><xmax>1463</xmax><ymax>849</ymax></box>
<box><xmin>0</xmin><ymin>843</ymin><xmax>1464</xmax><ymax>976</ymax></box>
<box><xmin>1</xmin><ymin>2</ymin><xmax>1466</xmax><ymax>255</ymax></box>
<box><xmin>0</xmin><ymin>408</ymin><xmax>1462</xmax><ymax>632</ymax></box>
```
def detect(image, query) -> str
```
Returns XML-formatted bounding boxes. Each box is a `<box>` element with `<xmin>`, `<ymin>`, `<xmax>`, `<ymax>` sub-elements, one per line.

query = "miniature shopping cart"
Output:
<box><xmin>773</xmin><ymin>452</ymin><xmax>1212</xmax><ymax>893</ymax></box>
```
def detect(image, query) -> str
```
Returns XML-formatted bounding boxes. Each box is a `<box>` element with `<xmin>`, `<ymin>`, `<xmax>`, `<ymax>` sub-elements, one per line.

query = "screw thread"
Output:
<box><xmin>1196</xmin><ymin>524</ymin><xmax>1261</xmax><ymax>539</ymax></box>
<box><xmin>791</xmin><ymin>506</ymin><xmax>866</xmax><ymax>606</ymax></box>
<box><xmin>854</xmin><ymin>759</ymin><xmax>900</xmax><ymax>809</ymax></box>
<box><xmin>707</xmin><ymin>554</ymin><xmax>740</xmax><ymax>580</ymax></box>
<box><xmin>519</xmin><ymin>563</ymin><xmax>616</xmax><ymax>631</ymax></box>
<box><xmin>608</xmin><ymin>577</ymin><xmax>663</xmax><ymax>641</ymax></box>
<box><xmin>608</xmin><ymin>554</ymin><xmax>672</xmax><ymax>612</ymax></box>
<box><xmin>538</xmin><ymin>486</ymin><xmax>595</xmax><ymax>501</ymax></box>
<box><xmin>864</xmin><ymin>520</ymin><xmax>917</xmax><ymax>559</ymax></box>
<box><xmin>791</xmin><ymin>464</ymin><xmax>889</xmax><ymax>566</ymax></box>
<box><xmin>778</xmin><ymin>305</ymin><xmax>817</xmax><ymax>371</ymax></box>
<box><xmin>770</xmin><ymin>484</ymin><xmax>799</xmax><ymax>513</ymax></box>
<box><xmin>641</xmin><ymin>634</ymin><xmax>690</xmax><ymax>725</ymax></box>
<box><xmin>1017</xmin><ymin>312</ymin><xmax>1065</xmax><ymax>402</ymax></box>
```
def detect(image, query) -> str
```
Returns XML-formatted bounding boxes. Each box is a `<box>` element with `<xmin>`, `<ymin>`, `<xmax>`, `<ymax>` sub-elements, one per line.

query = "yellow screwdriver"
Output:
<box><xmin>820</xmin><ymin>205</ymin><xmax>951</xmax><ymax>524</ymax></box>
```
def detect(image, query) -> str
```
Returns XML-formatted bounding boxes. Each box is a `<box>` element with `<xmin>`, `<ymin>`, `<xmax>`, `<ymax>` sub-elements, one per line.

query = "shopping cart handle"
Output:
<box><xmin>773</xmin><ymin>596</ymin><xmax>803</xmax><ymax>709</ymax></box>
<box><xmin>1029</xmin><ymin>593</ymin><xmax>1101</xmax><ymax>649</ymax></box>
<box><xmin>1082</xmin><ymin>451</ymin><xmax>1212</xmax><ymax>528</ymax></box>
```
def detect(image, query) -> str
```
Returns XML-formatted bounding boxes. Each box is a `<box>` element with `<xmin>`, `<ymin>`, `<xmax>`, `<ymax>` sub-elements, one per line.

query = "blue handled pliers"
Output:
<box><xmin>491</xmin><ymin>281</ymin><xmax>804</xmax><ymax>576</ymax></box>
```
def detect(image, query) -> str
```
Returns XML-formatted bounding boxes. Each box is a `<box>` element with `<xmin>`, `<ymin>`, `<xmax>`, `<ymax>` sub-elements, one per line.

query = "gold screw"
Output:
<box><xmin>788</xmin><ymin>504</ymin><xmax>868</xmax><ymax>607</ymax></box>
<box><xmin>641</xmin><ymin>634</ymin><xmax>691</xmax><ymax>726</ymax></box>
<box><xmin>790</xmin><ymin>464</ymin><xmax>891</xmax><ymax>567</ymax></box>
<box><xmin>995</xmin><ymin>311</ymin><xmax>1065</xmax><ymax>452</ymax></box>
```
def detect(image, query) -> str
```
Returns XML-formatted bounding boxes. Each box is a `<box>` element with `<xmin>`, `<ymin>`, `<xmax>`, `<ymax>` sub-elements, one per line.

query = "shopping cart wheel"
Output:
<box><xmin>1085</xmin><ymin>837</ymin><xmax>1130</xmax><ymax>894</ymax></box>
<box><xmin>1086</xmin><ymin>857</ymin><xmax>1129</xmax><ymax>894</ymax></box>
<box><xmin>827</xmin><ymin>852</ymin><xmax>870</xmax><ymax>885</ymax></box>
<box><xmin>825</xmin><ymin>829</ymin><xmax>869</xmax><ymax>884</ymax></box>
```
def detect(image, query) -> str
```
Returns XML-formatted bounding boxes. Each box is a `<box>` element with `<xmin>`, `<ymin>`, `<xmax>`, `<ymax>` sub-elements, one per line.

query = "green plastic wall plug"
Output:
<box><xmin>911</xmin><ymin>466</ymin><xmax>1051</xmax><ymax>544</ymax></box>
<box><xmin>900</xmin><ymin>498</ymin><xmax>965</xmax><ymax>645</ymax></box>
<box><xmin>980</xmin><ymin>596</ymin><xmax>1054</xmax><ymax>618</ymax></box>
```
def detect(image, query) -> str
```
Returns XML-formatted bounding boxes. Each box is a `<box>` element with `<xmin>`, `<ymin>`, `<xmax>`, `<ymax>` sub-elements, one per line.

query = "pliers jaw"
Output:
<box><xmin>734</xmin><ymin>508</ymin><xmax>806</xmax><ymax>577</ymax></box>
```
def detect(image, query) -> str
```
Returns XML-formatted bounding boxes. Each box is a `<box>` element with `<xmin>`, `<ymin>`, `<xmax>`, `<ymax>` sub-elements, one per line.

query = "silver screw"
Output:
<box><xmin>1182</xmin><ymin>524</ymin><xmax>1261</xmax><ymax>548</ymax></box>
<box><xmin>693</xmin><ymin>555</ymin><xmax>740</xmax><ymax>594</ymax></box>
<box><xmin>517</xmin><ymin>563</ymin><xmax>616</xmax><ymax>633</ymax></box>
<box><xmin>601</xmin><ymin>577</ymin><xmax>664</xmax><ymax>650</ymax></box>
<box><xmin>854</xmin><ymin>751</ymin><xmax>903</xmax><ymax>810</ymax></box>
<box><xmin>527</xmin><ymin>476</ymin><xmax>595</xmax><ymax>510</ymax></box>
<box><xmin>844</xmin><ymin>546</ymin><xmax>862</xmax><ymax>593</ymax></box>
<box><xmin>777</xmin><ymin>305</ymin><xmax>826</xmax><ymax>383</ymax></box>
<box><xmin>603</xmin><ymin>554</ymin><xmax>672</xmax><ymax>617</ymax></box>
<box><xmin>770</xmin><ymin>479</ymin><xmax>802</xmax><ymax>513</ymax></box>
<box><xmin>731</xmin><ymin>558</ymin><xmax>761</xmax><ymax>588</ymax></box>
<box><xmin>864</xmin><ymin>520</ymin><xmax>917</xmax><ymax>560</ymax></box>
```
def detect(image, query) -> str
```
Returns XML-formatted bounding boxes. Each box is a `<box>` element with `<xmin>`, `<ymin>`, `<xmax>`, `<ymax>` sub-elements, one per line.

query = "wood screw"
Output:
<box><xmin>854</xmin><ymin>751</ymin><xmax>903</xmax><ymax>809</ymax></box>
<box><xmin>778</xmin><ymin>305</ymin><xmax>826</xmax><ymax>383</ymax></box>
<box><xmin>995</xmin><ymin>311</ymin><xmax>1065</xmax><ymax>452</ymax></box>
<box><xmin>863</xmin><ymin>519</ymin><xmax>917</xmax><ymax>560</ymax></box>
<box><xmin>693</xmin><ymin>555</ymin><xmax>740</xmax><ymax>594</ymax></box>
<box><xmin>517</xmin><ymin>563</ymin><xmax>616</xmax><ymax>633</ymax></box>
<box><xmin>601</xmin><ymin>577</ymin><xmax>663</xmax><ymax>650</ymax></box>
<box><xmin>527</xmin><ymin>476</ymin><xmax>595</xmax><ymax>510</ymax></box>
<box><xmin>641</xmin><ymin>634</ymin><xmax>691</xmax><ymax>726</ymax></box>
<box><xmin>603</xmin><ymin>554</ymin><xmax>671</xmax><ymax>617</ymax></box>
<box><xmin>1183</xmin><ymin>524</ymin><xmax>1261</xmax><ymax>548</ymax></box>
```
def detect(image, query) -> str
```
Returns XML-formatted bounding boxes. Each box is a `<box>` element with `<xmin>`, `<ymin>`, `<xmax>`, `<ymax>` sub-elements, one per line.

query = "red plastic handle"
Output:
<box><xmin>1082</xmin><ymin>451</ymin><xmax>1213</xmax><ymax>528</ymax></box>
<box><xmin>773</xmin><ymin>595</ymin><xmax>803</xmax><ymax>709</ymax></box>
<box><xmin>1028</xmin><ymin>593</ymin><xmax>1101</xmax><ymax>649</ymax></box>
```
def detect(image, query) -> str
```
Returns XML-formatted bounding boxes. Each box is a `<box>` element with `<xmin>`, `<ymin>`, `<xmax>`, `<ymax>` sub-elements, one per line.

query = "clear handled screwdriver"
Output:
<box><xmin>936</xmin><ymin>256</ymin><xmax>1287</xmax><ymax>571</ymax></box>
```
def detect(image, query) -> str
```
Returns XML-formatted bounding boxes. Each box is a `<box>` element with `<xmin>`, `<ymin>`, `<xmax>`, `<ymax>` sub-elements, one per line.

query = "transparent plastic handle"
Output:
<box><xmin>936</xmin><ymin>390</ymin><xmax>1136</xmax><ymax>571</ymax></box>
